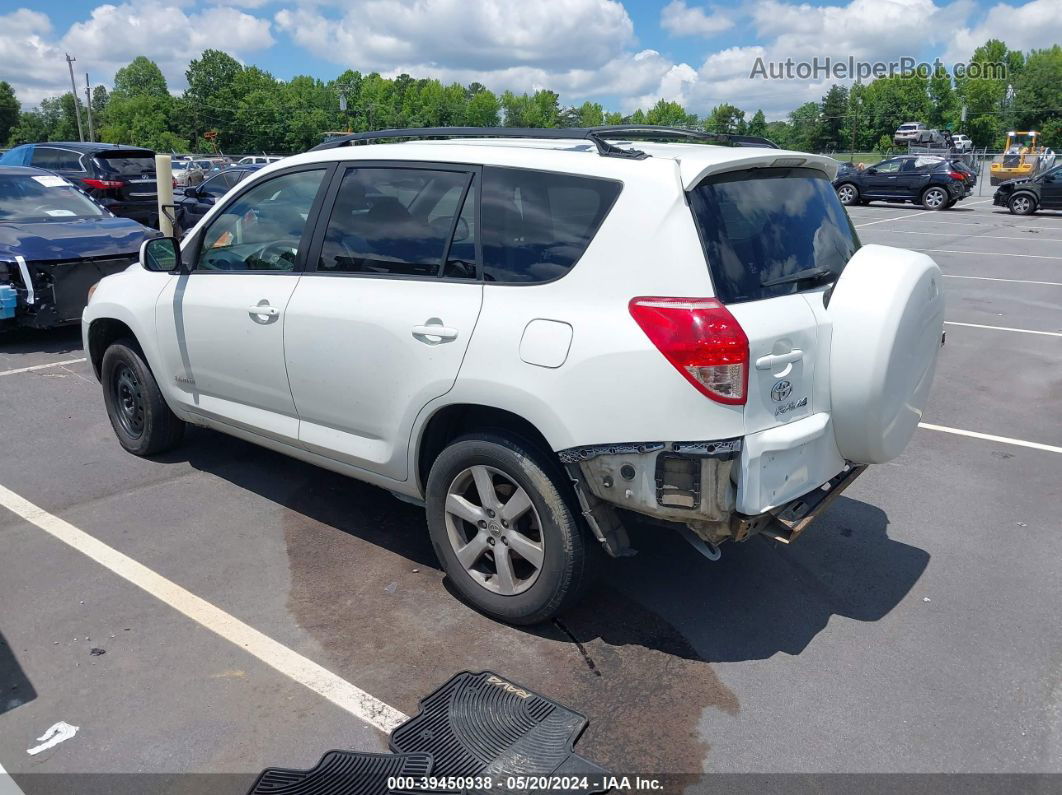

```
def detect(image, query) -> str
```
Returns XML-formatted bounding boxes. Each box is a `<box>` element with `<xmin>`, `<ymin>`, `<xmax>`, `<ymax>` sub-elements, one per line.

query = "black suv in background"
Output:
<box><xmin>993</xmin><ymin>165</ymin><xmax>1062</xmax><ymax>215</ymax></box>
<box><xmin>833</xmin><ymin>154</ymin><xmax>971</xmax><ymax>210</ymax></box>
<box><xmin>0</xmin><ymin>142</ymin><xmax>159</xmax><ymax>227</ymax></box>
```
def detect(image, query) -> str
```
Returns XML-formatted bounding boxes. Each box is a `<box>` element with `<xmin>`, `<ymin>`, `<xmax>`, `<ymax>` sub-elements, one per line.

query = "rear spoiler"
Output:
<box><xmin>679</xmin><ymin>152</ymin><xmax>839</xmax><ymax>191</ymax></box>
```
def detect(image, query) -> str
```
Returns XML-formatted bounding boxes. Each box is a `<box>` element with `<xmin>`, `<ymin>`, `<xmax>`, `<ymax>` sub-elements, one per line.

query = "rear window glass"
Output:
<box><xmin>94</xmin><ymin>154</ymin><xmax>156</xmax><ymax>177</ymax></box>
<box><xmin>481</xmin><ymin>166</ymin><xmax>621</xmax><ymax>283</ymax></box>
<box><xmin>688</xmin><ymin>167</ymin><xmax>860</xmax><ymax>303</ymax></box>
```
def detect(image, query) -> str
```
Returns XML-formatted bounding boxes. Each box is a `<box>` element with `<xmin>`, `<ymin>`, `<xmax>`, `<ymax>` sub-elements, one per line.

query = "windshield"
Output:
<box><xmin>688</xmin><ymin>167</ymin><xmax>860</xmax><ymax>303</ymax></box>
<box><xmin>0</xmin><ymin>174</ymin><xmax>107</xmax><ymax>222</ymax></box>
<box><xmin>94</xmin><ymin>153</ymin><xmax>156</xmax><ymax>177</ymax></box>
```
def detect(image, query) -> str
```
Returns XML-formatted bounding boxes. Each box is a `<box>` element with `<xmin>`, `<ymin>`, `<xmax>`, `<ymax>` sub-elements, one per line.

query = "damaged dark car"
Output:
<box><xmin>0</xmin><ymin>166</ymin><xmax>159</xmax><ymax>330</ymax></box>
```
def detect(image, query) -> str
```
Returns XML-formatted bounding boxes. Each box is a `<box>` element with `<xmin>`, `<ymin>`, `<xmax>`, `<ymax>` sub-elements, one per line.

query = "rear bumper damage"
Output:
<box><xmin>560</xmin><ymin>438</ymin><xmax>865</xmax><ymax>558</ymax></box>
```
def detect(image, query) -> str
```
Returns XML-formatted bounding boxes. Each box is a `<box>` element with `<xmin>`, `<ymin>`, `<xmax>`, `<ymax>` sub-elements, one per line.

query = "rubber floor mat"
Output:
<box><xmin>390</xmin><ymin>671</ymin><xmax>609</xmax><ymax>793</ymax></box>
<box><xmin>248</xmin><ymin>750</ymin><xmax>434</xmax><ymax>795</ymax></box>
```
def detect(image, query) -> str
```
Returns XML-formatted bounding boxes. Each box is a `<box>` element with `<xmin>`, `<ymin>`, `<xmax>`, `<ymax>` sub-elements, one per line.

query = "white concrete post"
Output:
<box><xmin>155</xmin><ymin>154</ymin><xmax>174</xmax><ymax>237</ymax></box>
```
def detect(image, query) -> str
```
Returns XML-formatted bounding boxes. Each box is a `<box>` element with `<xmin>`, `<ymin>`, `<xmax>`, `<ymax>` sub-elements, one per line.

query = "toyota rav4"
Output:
<box><xmin>83</xmin><ymin>126</ymin><xmax>945</xmax><ymax>624</ymax></box>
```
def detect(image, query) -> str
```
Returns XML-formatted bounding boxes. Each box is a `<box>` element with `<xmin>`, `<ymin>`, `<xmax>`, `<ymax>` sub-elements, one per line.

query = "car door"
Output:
<box><xmin>862</xmin><ymin>159</ymin><xmax>902</xmax><ymax>197</ymax></box>
<box><xmin>897</xmin><ymin>157</ymin><xmax>932</xmax><ymax>199</ymax></box>
<box><xmin>284</xmin><ymin>162</ymin><xmax>483</xmax><ymax>481</ymax></box>
<box><xmin>154</xmin><ymin>165</ymin><xmax>331</xmax><ymax>444</ymax></box>
<box><xmin>1040</xmin><ymin>167</ymin><xmax>1062</xmax><ymax>209</ymax></box>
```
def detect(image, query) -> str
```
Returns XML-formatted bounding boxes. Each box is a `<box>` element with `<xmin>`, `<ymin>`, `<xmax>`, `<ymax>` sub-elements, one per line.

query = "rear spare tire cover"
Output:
<box><xmin>828</xmin><ymin>244</ymin><xmax>945</xmax><ymax>464</ymax></box>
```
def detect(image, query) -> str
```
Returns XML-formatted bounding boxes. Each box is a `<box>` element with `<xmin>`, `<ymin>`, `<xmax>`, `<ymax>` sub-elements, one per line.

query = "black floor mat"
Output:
<box><xmin>390</xmin><ymin>671</ymin><xmax>609</xmax><ymax>793</ymax></box>
<box><xmin>248</xmin><ymin>750</ymin><xmax>433</xmax><ymax>795</ymax></box>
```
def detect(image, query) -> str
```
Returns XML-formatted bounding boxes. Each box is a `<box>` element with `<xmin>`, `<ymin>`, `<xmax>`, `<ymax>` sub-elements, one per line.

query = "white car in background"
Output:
<box><xmin>237</xmin><ymin>155</ymin><xmax>284</xmax><ymax>166</ymax></box>
<box><xmin>952</xmin><ymin>134</ymin><xmax>974</xmax><ymax>153</ymax></box>
<box><xmin>82</xmin><ymin>126</ymin><xmax>945</xmax><ymax>624</ymax></box>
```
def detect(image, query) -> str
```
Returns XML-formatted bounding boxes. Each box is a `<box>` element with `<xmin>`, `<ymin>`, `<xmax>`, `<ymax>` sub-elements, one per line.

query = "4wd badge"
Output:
<box><xmin>771</xmin><ymin>380</ymin><xmax>793</xmax><ymax>401</ymax></box>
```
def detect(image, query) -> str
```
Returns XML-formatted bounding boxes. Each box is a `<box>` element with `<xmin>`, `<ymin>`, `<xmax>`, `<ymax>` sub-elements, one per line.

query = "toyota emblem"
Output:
<box><xmin>771</xmin><ymin>380</ymin><xmax>793</xmax><ymax>401</ymax></box>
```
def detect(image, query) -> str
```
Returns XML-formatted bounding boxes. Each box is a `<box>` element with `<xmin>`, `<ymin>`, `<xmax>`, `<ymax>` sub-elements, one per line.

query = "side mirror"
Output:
<box><xmin>182</xmin><ymin>186</ymin><xmax>198</xmax><ymax>198</ymax></box>
<box><xmin>140</xmin><ymin>236</ymin><xmax>182</xmax><ymax>273</ymax></box>
<box><xmin>865</xmin><ymin>167</ymin><xmax>877</xmax><ymax>175</ymax></box>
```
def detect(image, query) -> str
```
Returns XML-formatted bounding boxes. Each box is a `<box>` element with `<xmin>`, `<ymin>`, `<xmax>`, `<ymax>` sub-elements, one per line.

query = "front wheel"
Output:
<box><xmin>921</xmin><ymin>186</ymin><xmax>949</xmax><ymax>210</ymax></box>
<box><xmin>101</xmin><ymin>340</ymin><xmax>185</xmax><ymax>456</ymax></box>
<box><xmin>836</xmin><ymin>183</ymin><xmax>859</xmax><ymax>206</ymax></box>
<box><xmin>425</xmin><ymin>434</ymin><xmax>594</xmax><ymax>624</ymax></box>
<box><xmin>1009</xmin><ymin>193</ymin><xmax>1037</xmax><ymax>215</ymax></box>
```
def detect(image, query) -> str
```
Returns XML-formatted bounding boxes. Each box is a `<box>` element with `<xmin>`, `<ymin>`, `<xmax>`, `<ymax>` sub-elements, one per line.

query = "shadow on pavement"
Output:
<box><xmin>158</xmin><ymin>426</ymin><xmax>930</xmax><ymax>772</ymax></box>
<box><xmin>0</xmin><ymin>629</ymin><xmax>37</xmax><ymax>716</ymax></box>
<box><xmin>0</xmin><ymin>325</ymin><xmax>83</xmax><ymax>357</ymax></box>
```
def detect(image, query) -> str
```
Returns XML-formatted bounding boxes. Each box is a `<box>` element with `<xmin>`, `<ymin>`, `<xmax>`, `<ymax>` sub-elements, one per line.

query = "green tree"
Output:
<box><xmin>111</xmin><ymin>56</ymin><xmax>169</xmax><ymax>100</ymax></box>
<box><xmin>862</xmin><ymin>73</ymin><xmax>931</xmax><ymax>147</ymax></box>
<box><xmin>465</xmin><ymin>88</ymin><xmax>501</xmax><ymax>126</ymax></box>
<box><xmin>956</xmin><ymin>39</ymin><xmax>1013</xmax><ymax>146</ymax></box>
<box><xmin>705</xmin><ymin>103</ymin><xmax>745</xmax><ymax>134</ymax></box>
<box><xmin>501</xmin><ymin>90</ymin><xmax>560</xmax><ymax>127</ymax></box>
<box><xmin>0</xmin><ymin>82</ymin><xmax>19</xmax><ymax>144</ymax></box>
<box><xmin>927</xmin><ymin>65</ymin><xmax>958</xmax><ymax>130</ymax></box>
<box><xmin>786</xmin><ymin>101</ymin><xmax>822</xmax><ymax>152</ymax></box>
<box><xmin>1009</xmin><ymin>45</ymin><xmax>1062</xmax><ymax>132</ymax></box>
<box><xmin>746</xmin><ymin>109</ymin><xmax>767</xmax><ymax>138</ymax></box>
<box><xmin>819</xmin><ymin>84</ymin><xmax>849</xmax><ymax>151</ymax></box>
<box><xmin>645</xmin><ymin>99</ymin><xmax>692</xmax><ymax>127</ymax></box>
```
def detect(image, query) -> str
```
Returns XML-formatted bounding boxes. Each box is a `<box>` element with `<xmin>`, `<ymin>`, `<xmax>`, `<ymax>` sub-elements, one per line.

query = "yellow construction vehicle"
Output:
<box><xmin>990</xmin><ymin>131</ymin><xmax>1056</xmax><ymax>185</ymax></box>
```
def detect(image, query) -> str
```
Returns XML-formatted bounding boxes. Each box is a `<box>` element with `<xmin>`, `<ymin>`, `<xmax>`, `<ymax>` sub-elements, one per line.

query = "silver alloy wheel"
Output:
<box><xmin>1011</xmin><ymin>195</ymin><xmax>1033</xmax><ymax>214</ymax></box>
<box><xmin>924</xmin><ymin>187</ymin><xmax>946</xmax><ymax>209</ymax></box>
<box><xmin>444</xmin><ymin>465</ymin><xmax>545</xmax><ymax>596</ymax></box>
<box><xmin>838</xmin><ymin>184</ymin><xmax>856</xmax><ymax>204</ymax></box>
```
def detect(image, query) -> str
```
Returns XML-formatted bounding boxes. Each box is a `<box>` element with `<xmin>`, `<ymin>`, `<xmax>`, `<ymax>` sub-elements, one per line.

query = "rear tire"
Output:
<box><xmin>921</xmin><ymin>186</ymin><xmax>948</xmax><ymax>211</ymax></box>
<box><xmin>425</xmin><ymin>434</ymin><xmax>594</xmax><ymax>625</ymax></box>
<box><xmin>1009</xmin><ymin>193</ymin><xmax>1037</xmax><ymax>215</ymax></box>
<box><xmin>101</xmin><ymin>340</ymin><xmax>185</xmax><ymax>456</ymax></box>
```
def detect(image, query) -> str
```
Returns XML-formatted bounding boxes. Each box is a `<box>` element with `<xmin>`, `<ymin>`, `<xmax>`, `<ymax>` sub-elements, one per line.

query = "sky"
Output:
<box><xmin>0</xmin><ymin>0</ymin><xmax>1059</xmax><ymax>119</ymax></box>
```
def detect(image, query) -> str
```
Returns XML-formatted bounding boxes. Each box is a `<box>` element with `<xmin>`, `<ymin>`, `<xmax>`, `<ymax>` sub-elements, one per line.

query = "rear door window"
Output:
<box><xmin>316</xmin><ymin>167</ymin><xmax>473</xmax><ymax>277</ymax></box>
<box><xmin>481</xmin><ymin>167</ymin><xmax>621</xmax><ymax>283</ymax></box>
<box><xmin>688</xmin><ymin>167</ymin><xmax>860</xmax><ymax>303</ymax></box>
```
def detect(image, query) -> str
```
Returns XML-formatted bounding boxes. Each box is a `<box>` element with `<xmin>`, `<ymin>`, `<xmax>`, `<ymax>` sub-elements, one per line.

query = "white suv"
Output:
<box><xmin>83</xmin><ymin>126</ymin><xmax>945</xmax><ymax>624</ymax></box>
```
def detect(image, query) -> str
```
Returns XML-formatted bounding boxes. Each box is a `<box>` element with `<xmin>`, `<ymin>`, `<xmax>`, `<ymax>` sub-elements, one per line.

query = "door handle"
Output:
<box><xmin>756</xmin><ymin>349</ymin><xmax>803</xmax><ymax>370</ymax></box>
<box><xmin>412</xmin><ymin>324</ymin><xmax>458</xmax><ymax>342</ymax></box>
<box><xmin>248</xmin><ymin>304</ymin><xmax>279</xmax><ymax>317</ymax></box>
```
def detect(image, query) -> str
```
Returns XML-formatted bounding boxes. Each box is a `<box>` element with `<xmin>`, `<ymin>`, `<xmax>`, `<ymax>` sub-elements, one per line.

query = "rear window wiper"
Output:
<box><xmin>761</xmin><ymin>266</ymin><xmax>836</xmax><ymax>288</ymax></box>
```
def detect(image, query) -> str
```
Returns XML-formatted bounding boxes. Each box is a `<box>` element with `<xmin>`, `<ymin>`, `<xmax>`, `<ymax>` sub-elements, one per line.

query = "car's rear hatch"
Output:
<box><xmin>93</xmin><ymin>151</ymin><xmax>158</xmax><ymax>203</ymax></box>
<box><xmin>682</xmin><ymin>156</ymin><xmax>943</xmax><ymax>515</ymax></box>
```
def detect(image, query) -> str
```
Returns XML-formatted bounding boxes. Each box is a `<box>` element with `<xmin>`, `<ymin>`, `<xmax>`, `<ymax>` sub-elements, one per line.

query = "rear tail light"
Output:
<box><xmin>948</xmin><ymin>171</ymin><xmax>965</xmax><ymax>181</ymax></box>
<box><xmin>629</xmin><ymin>296</ymin><xmax>749</xmax><ymax>405</ymax></box>
<box><xmin>82</xmin><ymin>178</ymin><xmax>123</xmax><ymax>190</ymax></box>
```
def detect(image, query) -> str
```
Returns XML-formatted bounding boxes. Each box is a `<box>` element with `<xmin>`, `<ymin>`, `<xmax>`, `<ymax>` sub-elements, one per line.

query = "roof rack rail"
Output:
<box><xmin>308</xmin><ymin>125</ymin><xmax>779</xmax><ymax>156</ymax></box>
<box><xmin>588</xmin><ymin>125</ymin><xmax>779</xmax><ymax>149</ymax></box>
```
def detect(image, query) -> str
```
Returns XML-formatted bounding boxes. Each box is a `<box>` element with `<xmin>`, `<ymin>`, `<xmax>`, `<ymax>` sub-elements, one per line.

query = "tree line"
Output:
<box><xmin>0</xmin><ymin>40</ymin><xmax>1058</xmax><ymax>157</ymax></box>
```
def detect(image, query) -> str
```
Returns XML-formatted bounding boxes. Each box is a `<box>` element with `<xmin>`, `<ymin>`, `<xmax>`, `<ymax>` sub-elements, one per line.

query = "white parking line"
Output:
<box><xmin>862</xmin><ymin>229</ymin><xmax>1062</xmax><ymax>243</ymax></box>
<box><xmin>0</xmin><ymin>358</ymin><xmax>88</xmax><ymax>377</ymax></box>
<box><xmin>912</xmin><ymin>248</ymin><xmax>1062</xmax><ymax>261</ymax></box>
<box><xmin>944</xmin><ymin>321</ymin><xmax>1062</xmax><ymax>337</ymax></box>
<box><xmin>919</xmin><ymin>423</ymin><xmax>1062</xmax><ymax>454</ymax></box>
<box><xmin>0</xmin><ymin>761</ymin><xmax>27</xmax><ymax>795</ymax></box>
<box><xmin>854</xmin><ymin>210</ymin><xmax>934</xmax><ymax>228</ymax></box>
<box><xmin>942</xmin><ymin>275</ymin><xmax>1062</xmax><ymax>287</ymax></box>
<box><xmin>0</xmin><ymin>484</ymin><xmax>408</xmax><ymax>734</ymax></box>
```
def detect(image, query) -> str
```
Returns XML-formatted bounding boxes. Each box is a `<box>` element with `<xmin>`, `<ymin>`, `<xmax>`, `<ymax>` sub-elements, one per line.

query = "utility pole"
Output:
<box><xmin>64</xmin><ymin>53</ymin><xmax>84</xmax><ymax>142</ymax></box>
<box><xmin>84</xmin><ymin>73</ymin><xmax>95</xmax><ymax>142</ymax></box>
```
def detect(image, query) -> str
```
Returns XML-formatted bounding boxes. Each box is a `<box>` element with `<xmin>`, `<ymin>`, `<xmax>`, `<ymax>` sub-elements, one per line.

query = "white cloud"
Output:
<box><xmin>943</xmin><ymin>0</ymin><xmax>1062</xmax><ymax>66</ymax></box>
<box><xmin>0</xmin><ymin>3</ymin><xmax>274</xmax><ymax>106</ymax></box>
<box><xmin>660</xmin><ymin>0</ymin><xmax>734</xmax><ymax>38</ymax></box>
<box><xmin>276</xmin><ymin>0</ymin><xmax>634</xmax><ymax>73</ymax></box>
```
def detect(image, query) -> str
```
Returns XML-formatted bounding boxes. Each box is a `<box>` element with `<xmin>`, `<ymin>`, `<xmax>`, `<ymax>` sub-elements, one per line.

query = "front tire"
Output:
<box><xmin>921</xmin><ymin>186</ymin><xmax>949</xmax><ymax>210</ymax></box>
<box><xmin>425</xmin><ymin>434</ymin><xmax>594</xmax><ymax>624</ymax></box>
<box><xmin>101</xmin><ymin>340</ymin><xmax>185</xmax><ymax>456</ymax></box>
<box><xmin>1009</xmin><ymin>193</ymin><xmax>1037</xmax><ymax>215</ymax></box>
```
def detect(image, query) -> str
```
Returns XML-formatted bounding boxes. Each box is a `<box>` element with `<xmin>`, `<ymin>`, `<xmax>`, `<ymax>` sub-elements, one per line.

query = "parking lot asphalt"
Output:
<box><xmin>1</xmin><ymin>200</ymin><xmax>1060</xmax><ymax>790</ymax></box>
